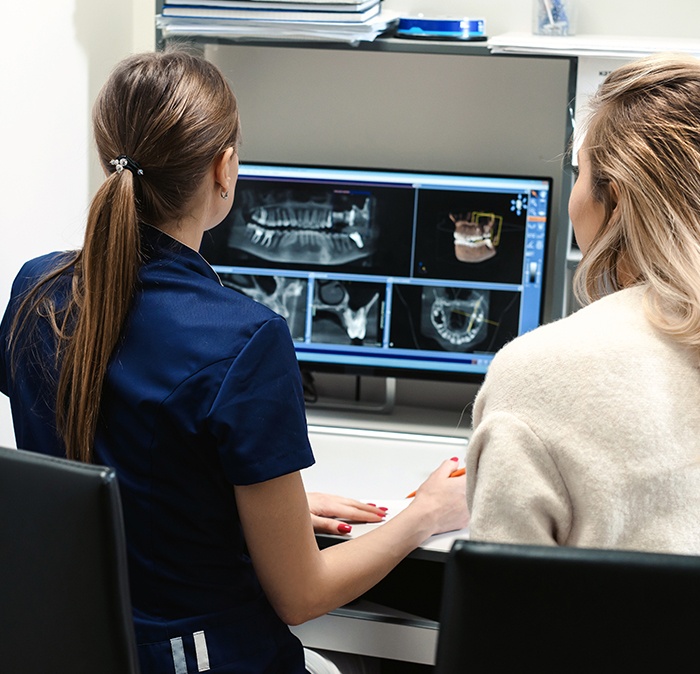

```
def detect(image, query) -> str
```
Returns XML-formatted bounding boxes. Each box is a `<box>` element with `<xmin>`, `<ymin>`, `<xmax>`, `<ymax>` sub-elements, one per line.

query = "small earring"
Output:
<box><xmin>221</xmin><ymin>189</ymin><xmax>229</xmax><ymax>200</ymax></box>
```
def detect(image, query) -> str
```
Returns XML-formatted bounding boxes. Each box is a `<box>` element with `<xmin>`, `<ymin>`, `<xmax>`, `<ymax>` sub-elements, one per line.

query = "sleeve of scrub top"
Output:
<box><xmin>0</xmin><ymin>254</ymin><xmax>71</xmax><ymax>396</ymax></box>
<box><xmin>0</xmin><ymin>295</ymin><xmax>12</xmax><ymax>396</ymax></box>
<box><xmin>206</xmin><ymin>315</ymin><xmax>315</xmax><ymax>486</ymax></box>
<box><xmin>0</xmin><ymin>263</ymin><xmax>30</xmax><ymax>396</ymax></box>
<box><xmin>466</xmin><ymin>410</ymin><xmax>572</xmax><ymax>546</ymax></box>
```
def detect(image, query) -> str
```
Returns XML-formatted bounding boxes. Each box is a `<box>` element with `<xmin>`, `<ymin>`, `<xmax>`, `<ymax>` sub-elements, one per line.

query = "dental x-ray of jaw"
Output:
<box><xmin>227</xmin><ymin>184</ymin><xmax>377</xmax><ymax>267</ymax></box>
<box><xmin>311</xmin><ymin>280</ymin><xmax>384</xmax><ymax>346</ymax></box>
<box><xmin>421</xmin><ymin>287</ymin><xmax>489</xmax><ymax>351</ymax></box>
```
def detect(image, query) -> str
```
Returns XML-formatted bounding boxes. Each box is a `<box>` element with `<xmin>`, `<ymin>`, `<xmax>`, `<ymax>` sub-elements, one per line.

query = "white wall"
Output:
<box><xmin>1</xmin><ymin>0</ymin><xmax>699</xmax><ymax>446</ymax></box>
<box><xmin>0</xmin><ymin>0</ymin><xmax>155</xmax><ymax>448</ymax></box>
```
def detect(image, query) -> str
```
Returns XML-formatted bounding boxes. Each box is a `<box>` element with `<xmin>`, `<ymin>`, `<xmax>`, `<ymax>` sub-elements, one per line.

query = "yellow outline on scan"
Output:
<box><xmin>472</xmin><ymin>212</ymin><xmax>503</xmax><ymax>246</ymax></box>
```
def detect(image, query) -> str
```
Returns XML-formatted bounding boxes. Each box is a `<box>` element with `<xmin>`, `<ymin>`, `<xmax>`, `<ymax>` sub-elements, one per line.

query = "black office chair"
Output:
<box><xmin>0</xmin><ymin>446</ymin><xmax>140</xmax><ymax>673</ymax></box>
<box><xmin>435</xmin><ymin>538</ymin><xmax>700</xmax><ymax>673</ymax></box>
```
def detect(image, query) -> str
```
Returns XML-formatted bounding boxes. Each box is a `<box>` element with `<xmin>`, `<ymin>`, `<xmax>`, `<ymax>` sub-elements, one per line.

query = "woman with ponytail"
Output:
<box><xmin>0</xmin><ymin>50</ymin><xmax>467</xmax><ymax>673</ymax></box>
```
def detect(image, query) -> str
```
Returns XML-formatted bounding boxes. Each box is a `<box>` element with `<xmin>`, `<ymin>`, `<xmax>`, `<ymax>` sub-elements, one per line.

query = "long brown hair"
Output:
<box><xmin>10</xmin><ymin>50</ymin><xmax>240</xmax><ymax>462</ymax></box>
<box><xmin>574</xmin><ymin>53</ymin><xmax>700</xmax><ymax>355</ymax></box>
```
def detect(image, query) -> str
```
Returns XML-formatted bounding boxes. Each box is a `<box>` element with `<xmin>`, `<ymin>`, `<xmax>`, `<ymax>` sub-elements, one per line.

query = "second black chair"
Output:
<box><xmin>436</xmin><ymin>538</ymin><xmax>700</xmax><ymax>673</ymax></box>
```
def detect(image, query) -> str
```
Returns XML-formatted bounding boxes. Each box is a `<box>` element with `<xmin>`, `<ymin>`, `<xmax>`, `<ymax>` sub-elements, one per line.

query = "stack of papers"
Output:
<box><xmin>158</xmin><ymin>0</ymin><xmax>399</xmax><ymax>44</ymax></box>
<box><xmin>488</xmin><ymin>32</ymin><xmax>700</xmax><ymax>58</ymax></box>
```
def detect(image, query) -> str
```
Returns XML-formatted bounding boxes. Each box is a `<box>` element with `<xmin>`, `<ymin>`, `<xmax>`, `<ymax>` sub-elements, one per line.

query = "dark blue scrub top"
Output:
<box><xmin>0</xmin><ymin>225</ymin><xmax>315</xmax><ymax>673</ymax></box>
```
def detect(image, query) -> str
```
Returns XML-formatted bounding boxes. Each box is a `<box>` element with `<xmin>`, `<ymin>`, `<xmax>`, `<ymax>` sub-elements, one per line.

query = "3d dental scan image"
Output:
<box><xmin>413</xmin><ymin>188</ymin><xmax>530</xmax><ymax>284</ymax></box>
<box><xmin>450</xmin><ymin>211</ymin><xmax>502</xmax><ymax>263</ymax></box>
<box><xmin>200</xmin><ymin>164</ymin><xmax>551</xmax><ymax>381</ymax></box>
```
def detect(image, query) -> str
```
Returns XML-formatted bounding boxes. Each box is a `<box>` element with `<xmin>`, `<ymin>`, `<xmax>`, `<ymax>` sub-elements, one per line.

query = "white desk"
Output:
<box><xmin>303</xmin><ymin>423</ymin><xmax>469</xmax><ymax>500</ymax></box>
<box><xmin>293</xmin><ymin>423</ymin><xmax>471</xmax><ymax>665</ymax></box>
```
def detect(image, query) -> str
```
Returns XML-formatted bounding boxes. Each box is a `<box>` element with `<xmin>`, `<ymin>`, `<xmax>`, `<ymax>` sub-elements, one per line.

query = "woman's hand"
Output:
<box><xmin>307</xmin><ymin>492</ymin><xmax>386</xmax><ymax>535</ymax></box>
<box><xmin>408</xmin><ymin>458</ymin><xmax>470</xmax><ymax>535</ymax></box>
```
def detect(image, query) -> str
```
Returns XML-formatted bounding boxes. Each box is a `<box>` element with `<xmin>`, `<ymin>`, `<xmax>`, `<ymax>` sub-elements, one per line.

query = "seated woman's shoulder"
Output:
<box><xmin>489</xmin><ymin>287</ymin><xmax>647</xmax><ymax>377</ymax></box>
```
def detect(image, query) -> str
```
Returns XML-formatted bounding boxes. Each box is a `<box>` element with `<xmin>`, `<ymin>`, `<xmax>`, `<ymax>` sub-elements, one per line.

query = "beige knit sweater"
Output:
<box><xmin>466</xmin><ymin>286</ymin><xmax>700</xmax><ymax>554</ymax></box>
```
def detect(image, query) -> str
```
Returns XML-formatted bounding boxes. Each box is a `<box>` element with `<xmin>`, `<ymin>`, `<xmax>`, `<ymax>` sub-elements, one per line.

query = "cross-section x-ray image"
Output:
<box><xmin>311</xmin><ymin>280</ymin><xmax>384</xmax><ymax>346</ymax></box>
<box><xmin>389</xmin><ymin>284</ymin><xmax>521</xmax><ymax>355</ymax></box>
<box><xmin>420</xmin><ymin>287</ymin><xmax>489</xmax><ymax>351</ymax></box>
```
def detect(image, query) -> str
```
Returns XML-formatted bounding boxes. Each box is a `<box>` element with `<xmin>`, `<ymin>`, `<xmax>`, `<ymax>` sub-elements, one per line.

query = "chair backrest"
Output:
<box><xmin>0</xmin><ymin>446</ymin><xmax>140</xmax><ymax>673</ymax></box>
<box><xmin>435</xmin><ymin>539</ymin><xmax>700</xmax><ymax>673</ymax></box>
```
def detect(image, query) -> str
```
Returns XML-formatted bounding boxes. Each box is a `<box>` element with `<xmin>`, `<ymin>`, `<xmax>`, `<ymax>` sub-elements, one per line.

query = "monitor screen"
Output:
<box><xmin>200</xmin><ymin>163</ymin><xmax>552</xmax><ymax>382</ymax></box>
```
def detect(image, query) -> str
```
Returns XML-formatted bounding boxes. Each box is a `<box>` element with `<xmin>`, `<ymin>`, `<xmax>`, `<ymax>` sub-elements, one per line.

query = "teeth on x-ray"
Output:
<box><xmin>450</xmin><ymin>211</ymin><xmax>502</xmax><ymax>263</ymax></box>
<box><xmin>314</xmin><ymin>280</ymin><xmax>380</xmax><ymax>342</ymax></box>
<box><xmin>348</xmin><ymin>231</ymin><xmax>365</xmax><ymax>249</ymax></box>
<box><xmin>421</xmin><ymin>287</ymin><xmax>489</xmax><ymax>351</ymax></box>
<box><xmin>229</xmin><ymin>189</ymin><xmax>375</xmax><ymax>265</ymax></box>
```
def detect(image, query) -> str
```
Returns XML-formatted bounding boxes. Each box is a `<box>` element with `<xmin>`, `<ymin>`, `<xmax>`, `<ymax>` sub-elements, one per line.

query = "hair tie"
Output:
<box><xmin>110</xmin><ymin>155</ymin><xmax>144</xmax><ymax>176</ymax></box>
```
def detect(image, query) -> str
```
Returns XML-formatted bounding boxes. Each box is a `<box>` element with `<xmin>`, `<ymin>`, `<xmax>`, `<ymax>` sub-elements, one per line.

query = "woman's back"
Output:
<box><xmin>97</xmin><ymin>226</ymin><xmax>314</xmax><ymax>618</ymax></box>
<box><xmin>468</xmin><ymin>286</ymin><xmax>700</xmax><ymax>552</ymax></box>
<box><xmin>0</xmin><ymin>225</ymin><xmax>315</xmax><ymax>672</ymax></box>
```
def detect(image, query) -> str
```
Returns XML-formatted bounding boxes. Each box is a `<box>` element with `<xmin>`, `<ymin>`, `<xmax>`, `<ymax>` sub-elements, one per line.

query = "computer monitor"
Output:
<box><xmin>200</xmin><ymin>163</ymin><xmax>552</xmax><ymax>382</ymax></box>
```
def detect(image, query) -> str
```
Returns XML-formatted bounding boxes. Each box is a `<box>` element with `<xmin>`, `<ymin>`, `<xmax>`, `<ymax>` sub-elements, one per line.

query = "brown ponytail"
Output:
<box><xmin>10</xmin><ymin>49</ymin><xmax>240</xmax><ymax>462</ymax></box>
<box><xmin>55</xmin><ymin>169</ymin><xmax>141</xmax><ymax>462</ymax></box>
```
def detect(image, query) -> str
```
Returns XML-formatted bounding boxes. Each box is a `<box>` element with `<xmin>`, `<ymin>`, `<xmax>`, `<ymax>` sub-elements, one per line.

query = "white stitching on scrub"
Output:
<box><xmin>170</xmin><ymin>636</ymin><xmax>187</xmax><ymax>674</ymax></box>
<box><xmin>193</xmin><ymin>631</ymin><xmax>210</xmax><ymax>671</ymax></box>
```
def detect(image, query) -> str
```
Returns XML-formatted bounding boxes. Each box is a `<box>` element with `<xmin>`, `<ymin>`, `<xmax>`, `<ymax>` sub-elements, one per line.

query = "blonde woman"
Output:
<box><xmin>467</xmin><ymin>53</ymin><xmax>700</xmax><ymax>553</ymax></box>
<box><xmin>0</xmin><ymin>50</ymin><xmax>467</xmax><ymax>673</ymax></box>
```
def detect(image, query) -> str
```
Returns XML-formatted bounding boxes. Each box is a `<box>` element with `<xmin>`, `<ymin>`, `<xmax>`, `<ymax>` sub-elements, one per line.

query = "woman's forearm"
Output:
<box><xmin>235</xmin><ymin>461</ymin><xmax>467</xmax><ymax>625</ymax></box>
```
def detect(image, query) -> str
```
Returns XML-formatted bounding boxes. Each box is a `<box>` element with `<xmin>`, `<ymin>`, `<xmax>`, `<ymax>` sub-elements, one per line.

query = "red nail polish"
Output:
<box><xmin>338</xmin><ymin>523</ymin><xmax>352</xmax><ymax>534</ymax></box>
<box><xmin>367</xmin><ymin>503</ymin><xmax>376</xmax><ymax>507</ymax></box>
<box><xmin>379</xmin><ymin>507</ymin><xmax>389</xmax><ymax>512</ymax></box>
<box><xmin>450</xmin><ymin>456</ymin><xmax>459</xmax><ymax>462</ymax></box>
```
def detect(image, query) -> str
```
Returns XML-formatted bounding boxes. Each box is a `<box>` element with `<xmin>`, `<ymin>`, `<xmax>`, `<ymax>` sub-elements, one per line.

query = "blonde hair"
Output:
<box><xmin>574</xmin><ymin>53</ymin><xmax>700</xmax><ymax>355</ymax></box>
<box><xmin>11</xmin><ymin>50</ymin><xmax>240</xmax><ymax>462</ymax></box>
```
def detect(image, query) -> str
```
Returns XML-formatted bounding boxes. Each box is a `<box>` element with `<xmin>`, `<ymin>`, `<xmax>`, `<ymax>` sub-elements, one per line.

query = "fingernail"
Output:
<box><xmin>338</xmin><ymin>523</ymin><xmax>352</xmax><ymax>534</ymax></box>
<box><xmin>379</xmin><ymin>507</ymin><xmax>389</xmax><ymax>512</ymax></box>
<box><xmin>367</xmin><ymin>503</ymin><xmax>376</xmax><ymax>507</ymax></box>
<box><xmin>450</xmin><ymin>456</ymin><xmax>459</xmax><ymax>462</ymax></box>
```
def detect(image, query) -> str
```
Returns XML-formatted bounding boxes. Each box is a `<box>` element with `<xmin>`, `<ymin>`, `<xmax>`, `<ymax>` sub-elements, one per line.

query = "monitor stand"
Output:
<box><xmin>304</xmin><ymin>374</ymin><xmax>397</xmax><ymax>415</ymax></box>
